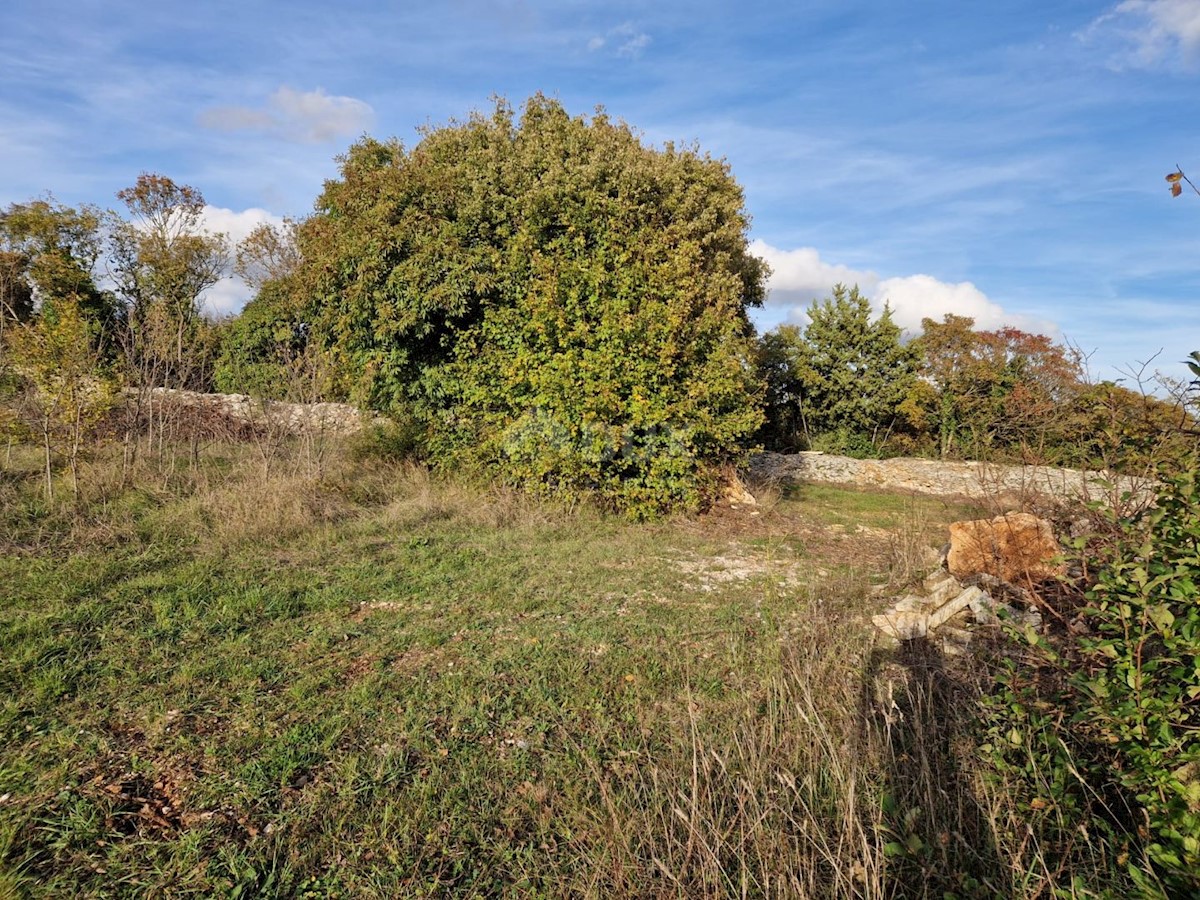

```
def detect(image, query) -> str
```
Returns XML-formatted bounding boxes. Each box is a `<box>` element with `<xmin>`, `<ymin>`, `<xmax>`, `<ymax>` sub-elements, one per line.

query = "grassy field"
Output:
<box><xmin>0</xmin><ymin>439</ymin><xmax>1029</xmax><ymax>898</ymax></box>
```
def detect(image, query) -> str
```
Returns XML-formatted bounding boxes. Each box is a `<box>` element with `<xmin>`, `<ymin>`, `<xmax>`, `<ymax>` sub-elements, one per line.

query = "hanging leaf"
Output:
<box><xmin>1166</xmin><ymin>172</ymin><xmax>1183</xmax><ymax>183</ymax></box>
<box><xmin>1184</xmin><ymin>351</ymin><xmax>1200</xmax><ymax>380</ymax></box>
<box><xmin>1172</xmin><ymin>182</ymin><xmax>1183</xmax><ymax>197</ymax></box>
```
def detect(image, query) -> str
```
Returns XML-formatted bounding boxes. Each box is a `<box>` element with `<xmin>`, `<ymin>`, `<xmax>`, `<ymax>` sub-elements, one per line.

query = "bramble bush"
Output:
<box><xmin>1078</xmin><ymin>466</ymin><xmax>1200</xmax><ymax>887</ymax></box>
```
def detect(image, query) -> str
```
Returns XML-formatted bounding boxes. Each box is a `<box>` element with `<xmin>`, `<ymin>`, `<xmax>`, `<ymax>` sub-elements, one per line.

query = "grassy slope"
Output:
<box><xmin>1</xmin><ymin>444</ymin><xmax>994</xmax><ymax>898</ymax></box>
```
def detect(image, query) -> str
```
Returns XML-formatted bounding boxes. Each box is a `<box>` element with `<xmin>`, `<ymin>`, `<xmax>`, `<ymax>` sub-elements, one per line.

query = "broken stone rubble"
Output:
<box><xmin>872</xmin><ymin>512</ymin><xmax>1056</xmax><ymax>653</ymax></box>
<box><xmin>872</xmin><ymin>572</ymin><xmax>1042</xmax><ymax>653</ymax></box>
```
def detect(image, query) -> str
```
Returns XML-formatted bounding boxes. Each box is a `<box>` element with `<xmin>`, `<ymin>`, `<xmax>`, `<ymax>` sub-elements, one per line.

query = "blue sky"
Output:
<box><xmin>3</xmin><ymin>0</ymin><xmax>1199</xmax><ymax>384</ymax></box>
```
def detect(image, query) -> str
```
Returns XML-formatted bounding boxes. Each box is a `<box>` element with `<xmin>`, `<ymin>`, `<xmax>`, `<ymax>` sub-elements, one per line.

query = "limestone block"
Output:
<box><xmin>947</xmin><ymin>513</ymin><xmax>1063</xmax><ymax>583</ymax></box>
<box><xmin>922</xmin><ymin>569</ymin><xmax>963</xmax><ymax>606</ymax></box>
<box><xmin>928</xmin><ymin>585</ymin><xmax>988</xmax><ymax>631</ymax></box>
<box><xmin>968</xmin><ymin>591</ymin><xmax>1003</xmax><ymax>625</ymax></box>
<box><xmin>892</xmin><ymin>594</ymin><xmax>931</xmax><ymax>614</ymax></box>
<box><xmin>872</xmin><ymin>609</ymin><xmax>928</xmax><ymax>640</ymax></box>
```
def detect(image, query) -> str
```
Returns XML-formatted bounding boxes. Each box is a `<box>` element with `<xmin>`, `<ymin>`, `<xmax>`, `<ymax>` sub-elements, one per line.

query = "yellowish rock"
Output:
<box><xmin>947</xmin><ymin>513</ymin><xmax>1062</xmax><ymax>583</ymax></box>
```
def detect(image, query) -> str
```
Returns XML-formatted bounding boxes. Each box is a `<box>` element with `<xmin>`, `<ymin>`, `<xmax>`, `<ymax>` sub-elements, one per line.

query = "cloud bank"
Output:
<box><xmin>199</xmin><ymin>86</ymin><xmax>374</xmax><ymax>143</ymax></box>
<box><xmin>750</xmin><ymin>240</ymin><xmax>1058</xmax><ymax>336</ymax></box>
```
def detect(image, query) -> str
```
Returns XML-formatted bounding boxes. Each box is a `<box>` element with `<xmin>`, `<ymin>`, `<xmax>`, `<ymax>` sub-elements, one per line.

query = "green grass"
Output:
<box><xmin>0</xmin><ymin>440</ymin><xmax>1038</xmax><ymax>897</ymax></box>
<box><xmin>775</xmin><ymin>482</ymin><xmax>977</xmax><ymax>530</ymax></box>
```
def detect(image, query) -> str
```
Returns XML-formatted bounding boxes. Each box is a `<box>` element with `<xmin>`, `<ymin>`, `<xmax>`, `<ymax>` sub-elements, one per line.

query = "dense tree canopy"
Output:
<box><xmin>295</xmin><ymin>95</ymin><xmax>769</xmax><ymax>515</ymax></box>
<box><xmin>759</xmin><ymin>285</ymin><xmax>917</xmax><ymax>454</ymax></box>
<box><xmin>914</xmin><ymin>314</ymin><xmax>1083</xmax><ymax>458</ymax></box>
<box><xmin>0</xmin><ymin>199</ymin><xmax>116</xmax><ymax>347</ymax></box>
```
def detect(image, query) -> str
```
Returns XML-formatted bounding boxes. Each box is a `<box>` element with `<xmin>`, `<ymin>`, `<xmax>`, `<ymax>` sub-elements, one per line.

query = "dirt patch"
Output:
<box><xmin>343</xmin><ymin>654</ymin><xmax>380</xmax><ymax>683</ymax></box>
<box><xmin>670</xmin><ymin>544</ymin><xmax>808</xmax><ymax>592</ymax></box>
<box><xmin>75</xmin><ymin>724</ymin><xmax>212</xmax><ymax>839</ymax></box>
<box><xmin>389</xmin><ymin>644</ymin><xmax>456</xmax><ymax>677</ymax></box>
<box><xmin>349</xmin><ymin>600</ymin><xmax>406</xmax><ymax>622</ymax></box>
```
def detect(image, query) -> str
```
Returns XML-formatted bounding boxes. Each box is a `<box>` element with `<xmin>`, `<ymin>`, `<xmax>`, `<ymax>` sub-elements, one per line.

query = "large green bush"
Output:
<box><xmin>298</xmin><ymin>95</ymin><xmax>768</xmax><ymax>516</ymax></box>
<box><xmin>213</xmin><ymin>280</ymin><xmax>312</xmax><ymax>399</ymax></box>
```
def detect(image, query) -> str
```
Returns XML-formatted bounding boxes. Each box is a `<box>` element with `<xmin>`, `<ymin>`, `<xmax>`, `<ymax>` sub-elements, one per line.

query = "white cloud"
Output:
<box><xmin>203</xmin><ymin>276</ymin><xmax>253</xmax><ymax>317</ymax></box>
<box><xmin>1080</xmin><ymin>0</ymin><xmax>1200</xmax><ymax>68</ymax></box>
<box><xmin>751</xmin><ymin>240</ymin><xmax>1059</xmax><ymax>336</ymax></box>
<box><xmin>749</xmin><ymin>240</ymin><xmax>878</xmax><ymax>305</ymax></box>
<box><xmin>198</xmin><ymin>86</ymin><xmax>374</xmax><ymax>143</ymax></box>
<box><xmin>587</xmin><ymin>22</ymin><xmax>651</xmax><ymax>58</ymax></box>
<box><xmin>873</xmin><ymin>274</ymin><xmax>1055</xmax><ymax>334</ymax></box>
<box><xmin>199</xmin><ymin>205</ymin><xmax>285</xmax><ymax>247</ymax></box>
<box><xmin>196</xmin><ymin>206</ymin><xmax>286</xmax><ymax>317</ymax></box>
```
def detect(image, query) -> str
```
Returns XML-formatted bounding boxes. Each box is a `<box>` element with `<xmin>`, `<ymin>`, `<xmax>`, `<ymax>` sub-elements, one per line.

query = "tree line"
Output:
<box><xmin>758</xmin><ymin>285</ymin><xmax>1194</xmax><ymax>470</ymax></box>
<box><xmin>1</xmin><ymin>95</ymin><xmax>1195</xmax><ymax>513</ymax></box>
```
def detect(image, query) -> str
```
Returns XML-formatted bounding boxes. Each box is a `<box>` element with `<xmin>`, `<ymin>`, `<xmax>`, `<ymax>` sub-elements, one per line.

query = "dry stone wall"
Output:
<box><xmin>749</xmin><ymin>450</ymin><xmax>1149</xmax><ymax>505</ymax></box>
<box><xmin>125</xmin><ymin>391</ymin><xmax>1154</xmax><ymax>506</ymax></box>
<box><xmin>127</xmin><ymin>388</ymin><xmax>380</xmax><ymax>437</ymax></box>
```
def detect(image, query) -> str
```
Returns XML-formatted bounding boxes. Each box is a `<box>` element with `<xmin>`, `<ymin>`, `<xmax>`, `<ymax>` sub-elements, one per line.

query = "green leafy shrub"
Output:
<box><xmin>808</xmin><ymin>427</ymin><xmax>887</xmax><ymax>459</ymax></box>
<box><xmin>348</xmin><ymin>417</ymin><xmax>428</xmax><ymax>464</ymax></box>
<box><xmin>298</xmin><ymin>95</ymin><xmax>768</xmax><ymax>517</ymax></box>
<box><xmin>981</xmin><ymin>464</ymin><xmax>1200</xmax><ymax>896</ymax></box>
<box><xmin>1077</xmin><ymin>467</ymin><xmax>1200</xmax><ymax>886</ymax></box>
<box><xmin>980</xmin><ymin>646</ymin><xmax>1143</xmax><ymax>896</ymax></box>
<box><xmin>213</xmin><ymin>281</ymin><xmax>311</xmax><ymax>399</ymax></box>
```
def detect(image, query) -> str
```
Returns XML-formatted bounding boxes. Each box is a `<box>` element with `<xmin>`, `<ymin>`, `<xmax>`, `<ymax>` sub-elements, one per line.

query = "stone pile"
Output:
<box><xmin>872</xmin><ymin>512</ymin><xmax>1056</xmax><ymax>654</ymax></box>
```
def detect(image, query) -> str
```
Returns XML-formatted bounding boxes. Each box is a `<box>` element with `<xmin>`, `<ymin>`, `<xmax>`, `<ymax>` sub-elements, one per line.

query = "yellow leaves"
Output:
<box><xmin>1166</xmin><ymin>168</ymin><xmax>1192</xmax><ymax>198</ymax></box>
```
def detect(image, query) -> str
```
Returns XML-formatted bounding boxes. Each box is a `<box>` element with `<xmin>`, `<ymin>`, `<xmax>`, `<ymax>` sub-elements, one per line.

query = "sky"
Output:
<box><xmin>2</xmin><ymin>0</ymin><xmax>1199</xmax><ymax>385</ymax></box>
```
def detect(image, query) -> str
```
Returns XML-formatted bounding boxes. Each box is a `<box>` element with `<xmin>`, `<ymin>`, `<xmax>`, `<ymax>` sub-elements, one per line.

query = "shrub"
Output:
<box><xmin>298</xmin><ymin>95</ymin><xmax>768</xmax><ymax>517</ymax></box>
<box><xmin>348</xmin><ymin>417</ymin><xmax>428</xmax><ymax>464</ymax></box>
<box><xmin>213</xmin><ymin>281</ymin><xmax>311</xmax><ymax>399</ymax></box>
<box><xmin>981</xmin><ymin>464</ymin><xmax>1200</xmax><ymax>896</ymax></box>
<box><xmin>1077</xmin><ymin>466</ymin><xmax>1200</xmax><ymax>887</ymax></box>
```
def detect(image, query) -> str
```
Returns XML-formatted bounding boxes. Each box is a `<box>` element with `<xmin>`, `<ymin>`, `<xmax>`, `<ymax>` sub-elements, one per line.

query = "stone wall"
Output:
<box><xmin>127</xmin><ymin>388</ymin><xmax>378</xmax><ymax>437</ymax></box>
<box><xmin>125</xmin><ymin>389</ymin><xmax>1154</xmax><ymax>505</ymax></box>
<box><xmin>748</xmin><ymin>450</ymin><xmax>1151</xmax><ymax>505</ymax></box>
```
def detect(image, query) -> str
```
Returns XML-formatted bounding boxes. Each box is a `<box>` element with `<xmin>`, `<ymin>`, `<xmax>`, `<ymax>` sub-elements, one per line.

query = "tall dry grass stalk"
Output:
<box><xmin>563</xmin><ymin>614</ymin><xmax>1021</xmax><ymax>898</ymax></box>
<box><xmin>883</xmin><ymin>501</ymin><xmax>940</xmax><ymax>591</ymax></box>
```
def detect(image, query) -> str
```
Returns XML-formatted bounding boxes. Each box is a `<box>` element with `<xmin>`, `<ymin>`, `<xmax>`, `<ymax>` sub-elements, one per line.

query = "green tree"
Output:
<box><xmin>214</xmin><ymin>279</ymin><xmax>319</xmax><ymax>399</ymax></box>
<box><xmin>0</xmin><ymin>250</ymin><xmax>34</xmax><ymax>332</ymax></box>
<box><xmin>915</xmin><ymin>315</ymin><xmax>1082</xmax><ymax>459</ymax></box>
<box><xmin>0</xmin><ymin>198</ymin><xmax>117</xmax><ymax>348</ymax></box>
<box><xmin>215</xmin><ymin>216</ymin><xmax>340</xmax><ymax>403</ymax></box>
<box><xmin>109</xmin><ymin>174</ymin><xmax>229</xmax><ymax>390</ymax></box>
<box><xmin>760</xmin><ymin>285</ymin><xmax>917</xmax><ymax>455</ymax></box>
<box><xmin>234</xmin><ymin>218</ymin><xmax>302</xmax><ymax>293</ymax></box>
<box><xmin>5</xmin><ymin>295</ymin><xmax>116</xmax><ymax>499</ymax></box>
<box><xmin>757</xmin><ymin>323</ymin><xmax>811</xmax><ymax>450</ymax></box>
<box><xmin>298</xmin><ymin>95</ymin><xmax>768</xmax><ymax>516</ymax></box>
